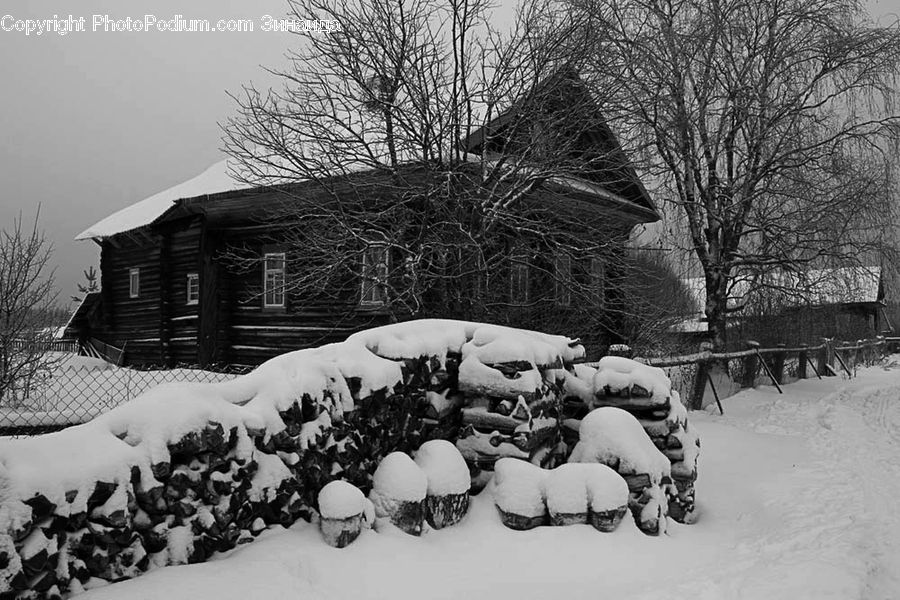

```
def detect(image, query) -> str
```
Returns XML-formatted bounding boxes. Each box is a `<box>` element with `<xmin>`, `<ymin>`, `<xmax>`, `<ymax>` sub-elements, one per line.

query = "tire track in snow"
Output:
<box><xmin>807</xmin><ymin>382</ymin><xmax>900</xmax><ymax>599</ymax></box>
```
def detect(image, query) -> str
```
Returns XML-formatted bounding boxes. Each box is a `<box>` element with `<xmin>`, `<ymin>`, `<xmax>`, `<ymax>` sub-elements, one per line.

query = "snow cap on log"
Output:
<box><xmin>592</xmin><ymin>356</ymin><xmax>671</xmax><ymax>399</ymax></box>
<box><xmin>318</xmin><ymin>481</ymin><xmax>367</xmax><ymax>520</ymax></box>
<box><xmin>414</xmin><ymin>440</ymin><xmax>470</xmax><ymax>496</ymax></box>
<box><xmin>370</xmin><ymin>452</ymin><xmax>428</xmax><ymax>508</ymax></box>
<box><xmin>569</xmin><ymin>407</ymin><xmax>671</xmax><ymax>483</ymax></box>
<box><xmin>492</xmin><ymin>458</ymin><xmax>547</xmax><ymax>518</ymax></box>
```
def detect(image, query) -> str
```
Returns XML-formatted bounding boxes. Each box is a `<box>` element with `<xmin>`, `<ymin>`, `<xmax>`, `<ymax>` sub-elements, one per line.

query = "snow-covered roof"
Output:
<box><xmin>803</xmin><ymin>266</ymin><xmax>881</xmax><ymax>305</ymax></box>
<box><xmin>75</xmin><ymin>160</ymin><xmax>251</xmax><ymax>240</ymax></box>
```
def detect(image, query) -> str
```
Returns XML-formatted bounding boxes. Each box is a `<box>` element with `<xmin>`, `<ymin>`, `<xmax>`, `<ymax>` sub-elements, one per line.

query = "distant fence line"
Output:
<box><xmin>586</xmin><ymin>336</ymin><xmax>894</xmax><ymax>412</ymax></box>
<box><xmin>8</xmin><ymin>338</ymin><xmax>81</xmax><ymax>354</ymax></box>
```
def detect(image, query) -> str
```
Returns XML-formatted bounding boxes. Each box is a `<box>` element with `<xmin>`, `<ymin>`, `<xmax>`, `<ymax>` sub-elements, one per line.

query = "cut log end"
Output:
<box><xmin>320</xmin><ymin>514</ymin><xmax>364</xmax><ymax>548</ymax></box>
<box><xmin>496</xmin><ymin>507</ymin><xmax>547</xmax><ymax>531</ymax></box>
<box><xmin>425</xmin><ymin>493</ymin><xmax>469</xmax><ymax>530</ymax></box>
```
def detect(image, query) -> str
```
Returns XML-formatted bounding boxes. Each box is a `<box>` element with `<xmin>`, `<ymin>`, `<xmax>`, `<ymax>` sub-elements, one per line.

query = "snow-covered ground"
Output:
<box><xmin>79</xmin><ymin>359</ymin><xmax>900</xmax><ymax>600</ymax></box>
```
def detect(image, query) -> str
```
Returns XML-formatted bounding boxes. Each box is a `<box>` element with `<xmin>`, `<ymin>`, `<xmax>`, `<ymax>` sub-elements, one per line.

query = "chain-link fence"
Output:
<box><xmin>0</xmin><ymin>357</ymin><xmax>247</xmax><ymax>436</ymax></box>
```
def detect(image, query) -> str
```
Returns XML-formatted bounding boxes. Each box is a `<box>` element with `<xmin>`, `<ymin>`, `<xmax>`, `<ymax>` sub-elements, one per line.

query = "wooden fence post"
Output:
<box><xmin>772</xmin><ymin>343</ymin><xmax>786</xmax><ymax>384</ymax></box>
<box><xmin>689</xmin><ymin>342</ymin><xmax>713</xmax><ymax>410</ymax></box>
<box><xmin>742</xmin><ymin>341</ymin><xmax>759</xmax><ymax>388</ymax></box>
<box><xmin>798</xmin><ymin>345</ymin><xmax>808</xmax><ymax>379</ymax></box>
<box><xmin>820</xmin><ymin>338</ymin><xmax>834</xmax><ymax>376</ymax></box>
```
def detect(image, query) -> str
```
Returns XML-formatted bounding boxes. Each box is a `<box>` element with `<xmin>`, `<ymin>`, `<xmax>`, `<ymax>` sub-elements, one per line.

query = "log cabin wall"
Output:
<box><xmin>93</xmin><ymin>219</ymin><xmax>203</xmax><ymax>366</ymax></box>
<box><xmin>95</xmin><ymin>234</ymin><xmax>163</xmax><ymax>364</ymax></box>
<box><xmin>215</xmin><ymin>226</ymin><xmax>392</xmax><ymax>367</ymax></box>
<box><xmin>161</xmin><ymin>218</ymin><xmax>204</xmax><ymax>365</ymax></box>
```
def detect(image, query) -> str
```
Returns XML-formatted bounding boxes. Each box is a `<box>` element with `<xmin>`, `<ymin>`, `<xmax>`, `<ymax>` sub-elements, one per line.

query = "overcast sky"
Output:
<box><xmin>1</xmin><ymin>0</ymin><xmax>898</xmax><ymax>305</ymax></box>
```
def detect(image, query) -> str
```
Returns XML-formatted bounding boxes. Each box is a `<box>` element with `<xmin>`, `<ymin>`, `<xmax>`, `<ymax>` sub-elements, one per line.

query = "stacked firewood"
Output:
<box><xmin>455</xmin><ymin>359</ymin><xmax>567</xmax><ymax>479</ymax></box>
<box><xmin>0</xmin><ymin>420</ymin><xmax>304</xmax><ymax>600</ymax></box>
<box><xmin>0</xmin><ymin>321</ymin><xmax>701</xmax><ymax>597</ymax></box>
<box><xmin>562</xmin><ymin>356</ymin><xmax>701</xmax><ymax>530</ymax></box>
<box><xmin>491</xmin><ymin>458</ymin><xmax>629</xmax><ymax>533</ymax></box>
<box><xmin>638</xmin><ymin>393</ymin><xmax>700</xmax><ymax>523</ymax></box>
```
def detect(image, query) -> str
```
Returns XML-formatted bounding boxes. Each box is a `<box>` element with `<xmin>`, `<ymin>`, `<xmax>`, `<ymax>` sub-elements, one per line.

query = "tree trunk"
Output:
<box><xmin>704</xmin><ymin>269</ymin><xmax>729</xmax><ymax>353</ymax></box>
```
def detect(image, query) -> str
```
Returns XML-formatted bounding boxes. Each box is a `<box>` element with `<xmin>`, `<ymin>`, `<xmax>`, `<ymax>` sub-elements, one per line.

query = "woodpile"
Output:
<box><xmin>491</xmin><ymin>458</ymin><xmax>629</xmax><ymax>533</ymax></box>
<box><xmin>317</xmin><ymin>481</ymin><xmax>372</xmax><ymax>548</ymax></box>
<box><xmin>638</xmin><ymin>392</ymin><xmax>700</xmax><ymax>523</ymax></box>
<box><xmin>0</xmin><ymin>419</ymin><xmax>304</xmax><ymax>600</ymax></box>
<box><xmin>413</xmin><ymin>440</ymin><xmax>470</xmax><ymax>530</ymax></box>
<box><xmin>455</xmin><ymin>363</ymin><xmax>567</xmax><ymax>477</ymax></box>
<box><xmin>368</xmin><ymin>452</ymin><xmax>428</xmax><ymax>536</ymax></box>
<box><xmin>568</xmin><ymin>407</ymin><xmax>673</xmax><ymax>536</ymax></box>
<box><xmin>0</xmin><ymin>320</ymin><xmax>703</xmax><ymax>597</ymax></box>
<box><xmin>562</xmin><ymin>356</ymin><xmax>701</xmax><ymax>530</ymax></box>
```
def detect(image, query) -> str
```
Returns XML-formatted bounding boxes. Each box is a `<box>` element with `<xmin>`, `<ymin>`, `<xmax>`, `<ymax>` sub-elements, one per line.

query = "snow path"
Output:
<box><xmin>79</xmin><ymin>361</ymin><xmax>900</xmax><ymax>600</ymax></box>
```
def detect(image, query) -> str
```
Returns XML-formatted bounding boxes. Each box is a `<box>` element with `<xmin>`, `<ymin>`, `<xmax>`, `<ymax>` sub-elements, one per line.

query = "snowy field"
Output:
<box><xmin>78</xmin><ymin>359</ymin><xmax>900</xmax><ymax>600</ymax></box>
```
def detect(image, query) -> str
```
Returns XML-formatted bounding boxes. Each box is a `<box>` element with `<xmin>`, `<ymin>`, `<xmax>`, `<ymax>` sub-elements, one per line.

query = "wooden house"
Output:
<box><xmin>673</xmin><ymin>266</ymin><xmax>889</xmax><ymax>348</ymax></box>
<box><xmin>74</xmin><ymin>80</ymin><xmax>659</xmax><ymax>367</ymax></box>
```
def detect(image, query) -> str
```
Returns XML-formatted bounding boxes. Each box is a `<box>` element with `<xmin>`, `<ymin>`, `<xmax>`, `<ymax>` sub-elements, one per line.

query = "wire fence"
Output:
<box><xmin>2</xmin><ymin>334</ymin><xmax>895</xmax><ymax>436</ymax></box>
<box><xmin>0</xmin><ymin>359</ymin><xmax>247</xmax><ymax>436</ymax></box>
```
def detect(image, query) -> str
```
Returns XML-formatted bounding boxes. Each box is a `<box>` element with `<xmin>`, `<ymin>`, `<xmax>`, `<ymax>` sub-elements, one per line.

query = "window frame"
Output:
<box><xmin>262</xmin><ymin>252</ymin><xmax>286</xmax><ymax>309</ymax></box>
<box><xmin>509</xmin><ymin>260</ymin><xmax>530</xmax><ymax>305</ymax></box>
<box><xmin>128</xmin><ymin>268</ymin><xmax>140</xmax><ymax>299</ymax></box>
<box><xmin>186</xmin><ymin>272</ymin><xmax>200</xmax><ymax>306</ymax></box>
<box><xmin>360</xmin><ymin>244</ymin><xmax>390</xmax><ymax>307</ymax></box>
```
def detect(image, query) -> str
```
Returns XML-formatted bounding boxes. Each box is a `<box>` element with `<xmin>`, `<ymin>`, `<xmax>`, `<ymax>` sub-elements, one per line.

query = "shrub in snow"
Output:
<box><xmin>317</xmin><ymin>480</ymin><xmax>373</xmax><ymax>548</ymax></box>
<box><xmin>414</xmin><ymin>440</ymin><xmax>470</xmax><ymax>529</ymax></box>
<box><xmin>369</xmin><ymin>452</ymin><xmax>428</xmax><ymax>535</ymax></box>
<box><xmin>491</xmin><ymin>458</ymin><xmax>548</xmax><ymax>530</ymax></box>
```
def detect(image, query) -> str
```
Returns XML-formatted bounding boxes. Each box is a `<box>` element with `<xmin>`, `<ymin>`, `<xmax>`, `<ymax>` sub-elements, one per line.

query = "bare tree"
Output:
<box><xmin>566</xmin><ymin>0</ymin><xmax>900</xmax><ymax>351</ymax></box>
<box><xmin>0</xmin><ymin>211</ymin><xmax>60</xmax><ymax>405</ymax></box>
<box><xmin>220</xmin><ymin>0</ymin><xmax>673</xmax><ymax>352</ymax></box>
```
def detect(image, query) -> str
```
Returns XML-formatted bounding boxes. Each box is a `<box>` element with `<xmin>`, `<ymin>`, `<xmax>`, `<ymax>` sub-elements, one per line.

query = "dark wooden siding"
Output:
<box><xmin>95</xmin><ymin>234</ymin><xmax>163</xmax><ymax>364</ymax></box>
<box><xmin>215</xmin><ymin>227</ymin><xmax>392</xmax><ymax>366</ymax></box>
<box><xmin>162</xmin><ymin>219</ymin><xmax>203</xmax><ymax>365</ymax></box>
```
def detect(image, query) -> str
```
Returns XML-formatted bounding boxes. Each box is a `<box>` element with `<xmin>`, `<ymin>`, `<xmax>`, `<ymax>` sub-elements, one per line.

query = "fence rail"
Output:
<box><xmin>588</xmin><ymin>336</ymin><xmax>894</xmax><ymax>412</ymax></box>
<box><xmin>8</xmin><ymin>339</ymin><xmax>82</xmax><ymax>354</ymax></box>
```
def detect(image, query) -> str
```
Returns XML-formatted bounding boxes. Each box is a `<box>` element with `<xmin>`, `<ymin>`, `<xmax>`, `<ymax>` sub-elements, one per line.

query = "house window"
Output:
<box><xmin>263</xmin><ymin>253</ymin><xmax>286</xmax><ymax>308</ymax></box>
<box><xmin>361</xmin><ymin>244</ymin><xmax>389</xmax><ymax>306</ymax></box>
<box><xmin>129</xmin><ymin>268</ymin><xmax>140</xmax><ymax>299</ymax></box>
<box><xmin>555</xmin><ymin>253</ymin><xmax>572</xmax><ymax>306</ymax></box>
<box><xmin>186</xmin><ymin>273</ymin><xmax>199</xmax><ymax>305</ymax></box>
<box><xmin>590</xmin><ymin>257</ymin><xmax>606</xmax><ymax>305</ymax></box>
<box><xmin>510</xmin><ymin>261</ymin><xmax>530</xmax><ymax>305</ymax></box>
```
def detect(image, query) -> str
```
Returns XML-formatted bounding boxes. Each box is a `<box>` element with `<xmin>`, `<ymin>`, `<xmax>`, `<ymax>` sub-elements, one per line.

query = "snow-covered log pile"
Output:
<box><xmin>491</xmin><ymin>458</ymin><xmax>629</xmax><ymax>532</ymax></box>
<box><xmin>454</xmin><ymin>328</ymin><xmax>580</xmax><ymax>479</ymax></box>
<box><xmin>568</xmin><ymin>407</ymin><xmax>672</xmax><ymax>535</ymax></box>
<box><xmin>563</xmin><ymin>357</ymin><xmax>700</xmax><ymax>526</ymax></box>
<box><xmin>0</xmin><ymin>320</ymin><xmax>582</xmax><ymax>598</ymax></box>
